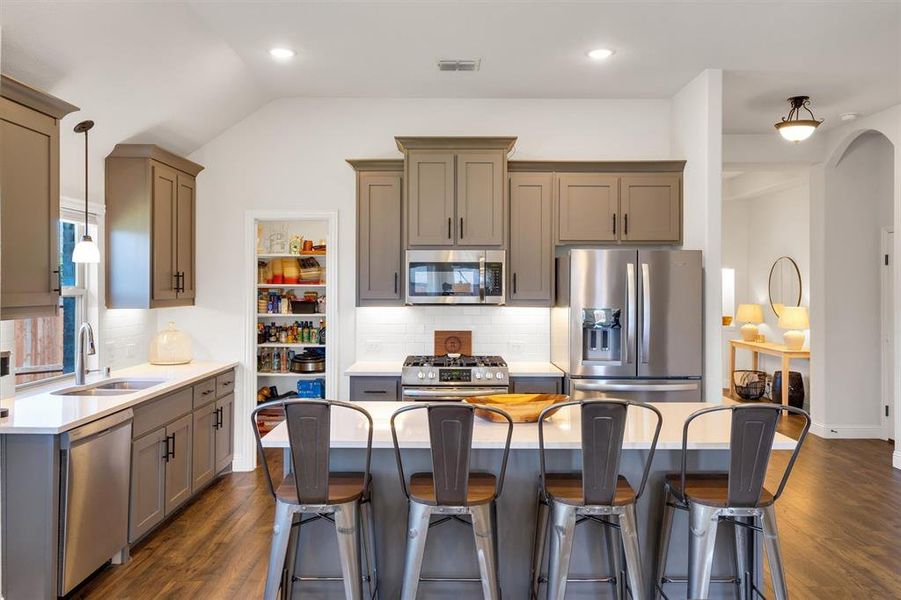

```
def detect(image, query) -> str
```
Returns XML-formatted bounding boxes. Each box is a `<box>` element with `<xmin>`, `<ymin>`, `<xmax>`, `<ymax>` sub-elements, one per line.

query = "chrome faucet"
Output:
<box><xmin>75</xmin><ymin>322</ymin><xmax>96</xmax><ymax>386</ymax></box>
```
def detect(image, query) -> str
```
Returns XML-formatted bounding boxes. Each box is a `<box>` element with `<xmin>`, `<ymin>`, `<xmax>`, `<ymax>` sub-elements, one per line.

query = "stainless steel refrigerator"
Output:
<box><xmin>551</xmin><ymin>249</ymin><xmax>703</xmax><ymax>402</ymax></box>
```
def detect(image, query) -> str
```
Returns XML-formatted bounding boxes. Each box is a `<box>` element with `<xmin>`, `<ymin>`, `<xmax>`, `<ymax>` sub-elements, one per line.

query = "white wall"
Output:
<box><xmin>671</xmin><ymin>70</ymin><xmax>724</xmax><ymax>403</ymax></box>
<box><xmin>722</xmin><ymin>174</ymin><xmax>811</xmax><ymax>402</ymax></box>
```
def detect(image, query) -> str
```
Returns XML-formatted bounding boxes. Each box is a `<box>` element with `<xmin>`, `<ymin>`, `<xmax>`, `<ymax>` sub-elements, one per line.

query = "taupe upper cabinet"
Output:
<box><xmin>557</xmin><ymin>174</ymin><xmax>619</xmax><ymax>243</ymax></box>
<box><xmin>620</xmin><ymin>174</ymin><xmax>681</xmax><ymax>242</ymax></box>
<box><xmin>0</xmin><ymin>76</ymin><xmax>78</xmax><ymax>320</ymax></box>
<box><xmin>106</xmin><ymin>144</ymin><xmax>203</xmax><ymax>308</ymax></box>
<box><xmin>397</xmin><ymin>137</ymin><xmax>515</xmax><ymax>248</ymax></box>
<box><xmin>353</xmin><ymin>164</ymin><xmax>403</xmax><ymax>305</ymax></box>
<box><xmin>509</xmin><ymin>173</ymin><xmax>554</xmax><ymax>304</ymax></box>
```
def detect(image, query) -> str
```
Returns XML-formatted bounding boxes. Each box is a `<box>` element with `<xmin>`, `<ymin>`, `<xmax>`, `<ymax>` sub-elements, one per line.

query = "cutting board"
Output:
<box><xmin>434</xmin><ymin>330</ymin><xmax>472</xmax><ymax>356</ymax></box>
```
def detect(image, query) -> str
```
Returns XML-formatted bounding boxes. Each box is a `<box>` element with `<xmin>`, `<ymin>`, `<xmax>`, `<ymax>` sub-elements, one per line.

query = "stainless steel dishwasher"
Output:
<box><xmin>58</xmin><ymin>409</ymin><xmax>133</xmax><ymax>595</ymax></box>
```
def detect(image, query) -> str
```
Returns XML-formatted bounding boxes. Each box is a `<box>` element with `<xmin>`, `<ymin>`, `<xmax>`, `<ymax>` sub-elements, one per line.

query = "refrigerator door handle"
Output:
<box><xmin>572</xmin><ymin>381</ymin><xmax>699</xmax><ymax>392</ymax></box>
<box><xmin>641</xmin><ymin>262</ymin><xmax>650</xmax><ymax>364</ymax></box>
<box><xmin>626</xmin><ymin>262</ymin><xmax>636</xmax><ymax>365</ymax></box>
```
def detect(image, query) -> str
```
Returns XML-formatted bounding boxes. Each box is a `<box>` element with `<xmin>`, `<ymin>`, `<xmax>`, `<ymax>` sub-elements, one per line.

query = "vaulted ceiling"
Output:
<box><xmin>2</xmin><ymin>1</ymin><xmax>899</xmax><ymax>198</ymax></box>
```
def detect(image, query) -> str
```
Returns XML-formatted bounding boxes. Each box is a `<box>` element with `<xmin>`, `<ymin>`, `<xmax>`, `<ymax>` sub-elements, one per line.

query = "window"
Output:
<box><xmin>14</xmin><ymin>213</ymin><xmax>96</xmax><ymax>387</ymax></box>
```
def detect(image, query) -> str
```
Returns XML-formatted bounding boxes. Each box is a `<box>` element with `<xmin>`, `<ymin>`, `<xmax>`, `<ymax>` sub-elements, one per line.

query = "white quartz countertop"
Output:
<box><xmin>0</xmin><ymin>361</ymin><xmax>238</xmax><ymax>435</ymax></box>
<box><xmin>261</xmin><ymin>401</ymin><xmax>797</xmax><ymax>451</ymax></box>
<box><xmin>345</xmin><ymin>361</ymin><xmax>563</xmax><ymax>378</ymax></box>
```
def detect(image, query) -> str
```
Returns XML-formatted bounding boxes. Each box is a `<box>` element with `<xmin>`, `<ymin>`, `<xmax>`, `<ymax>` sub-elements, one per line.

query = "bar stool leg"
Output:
<box><xmin>760</xmin><ymin>505</ymin><xmax>788</xmax><ymax>600</ymax></box>
<box><xmin>400</xmin><ymin>500</ymin><xmax>432</xmax><ymax>600</ymax></box>
<box><xmin>733</xmin><ymin>517</ymin><xmax>749</xmax><ymax>600</ymax></box>
<box><xmin>603</xmin><ymin>518</ymin><xmax>624</xmax><ymax>600</ymax></box>
<box><xmin>529</xmin><ymin>493</ymin><xmax>549</xmax><ymax>600</ymax></box>
<box><xmin>281</xmin><ymin>513</ymin><xmax>300</xmax><ymax>600</ymax></box>
<box><xmin>546</xmin><ymin>501</ymin><xmax>577</xmax><ymax>600</ymax></box>
<box><xmin>655</xmin><ymin>490</ymin><xmax>675</xmax><ymax>599</ymax></box>
<box><xmin>471</xmin><ymin>502</ymin><xmax>502</xmax><ymax>600</ymax></box>
<box><xmin>265</xmin><ymin>501</ymin><xmax>296</xmax><ymax>600</ymax></box>
<box><xmin>619</xmin><ymin>503</ymin><xmax>646</xmax><ymax>600</ymax></box>
<box><xmin>335</xmin><ymin>500</ymin><xmax>364</xmax><ymax>600</ymax></box>
<box><xmin>361</xmin><ymin>499</ymin><xmax>380</xmax><ymax>600</ymax></box>
<box><xmin>687</xmin><ymin>503</ymin><xmax>720</xmax><ymax>600</ymax></box>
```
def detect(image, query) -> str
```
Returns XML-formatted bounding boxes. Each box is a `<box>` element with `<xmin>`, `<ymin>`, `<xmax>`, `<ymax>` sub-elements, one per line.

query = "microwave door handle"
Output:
<box><xmin>479</xmin><ymin>255</ymin><xmax>486</xmax><ymax>302</ymax></box>
<box><xmin>641</xmin><ymin>262</ymin><xmax>650</xmax><ymax>364</ymax></box>
<box><xmin>626</xmin><ymin>262</ymin><xmax>635</xmax><ymax>365</ymax></box>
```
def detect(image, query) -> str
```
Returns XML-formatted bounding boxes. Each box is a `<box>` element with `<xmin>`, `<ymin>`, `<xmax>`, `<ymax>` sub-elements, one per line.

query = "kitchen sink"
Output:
<box><xmin>52</xmin><ymin>378</ymin><xmax>166</xmax><ymax>397</ymax></box>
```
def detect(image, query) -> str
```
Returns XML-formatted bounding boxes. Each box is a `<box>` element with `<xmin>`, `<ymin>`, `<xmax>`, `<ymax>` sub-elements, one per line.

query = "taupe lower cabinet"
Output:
<box><xmin>0</xmin><ymin>76</ymin><xmax>78</xmax><ymax>320</ymax></box>
<box><xmin>398</xmin><ymin>138</ymin><xmax>514</xmax><ymax>248</ymax></box>
<box><xmin>106</xmin><ymin>144</ymin><xmax>203</xmax><ymax>308</ymax></box>
<box><xmin>349</xmin><ymin>376</ymin><xmax>401</xmax><ymax>401</ymax></box>
<box><xmin>129</xmin><ymin>369</ymin><xmax>235</xmax><ymax>543</ymax></box>
<box><xmin>556</xmin><ymin>171</ymin><xmax>682</xmax><ymax>244</ymax></box>
<box><xmin>357</xmin><ymin>170</ymin><xmax>403</xmax><ymax>304</ymax></box>
<box><xmin>509</xmin><ymin>173</ymin><xmax>554</xmax><ymax>304</ymax></box>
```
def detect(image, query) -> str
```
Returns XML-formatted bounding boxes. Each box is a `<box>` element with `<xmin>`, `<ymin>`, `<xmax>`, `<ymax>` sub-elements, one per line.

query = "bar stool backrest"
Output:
<box><xmin>391</xmin><ymin>403</ymin><xmax>514</xmax><ymax>506</ymax></box>
<box><xmin>538</xmin><ymin>399</ymin><xmax>663</xmax><ymax>504</ymax></box>
<box><xmin>251</xmin><ymin>399</ymin><xmax>374</xmax><ymax>505</ymax></box>
<box><xmin>680</xmin><ymin>403</ymin><xmax>810</xmax><ymax>508</ymax></box>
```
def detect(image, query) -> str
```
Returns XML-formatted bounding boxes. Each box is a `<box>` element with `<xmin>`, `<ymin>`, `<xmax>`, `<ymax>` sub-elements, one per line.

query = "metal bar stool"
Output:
<box><xmin>390</xmin><ymin>402</ymin><xmax>514</xmax><ymax>600</ymax></box>
<box><xmin>654</xmin><ymin>403</ymin><xmax>810</xmax><ymax>600</ymax></box>
<box><xmin>252</xmin><ymin>399</ymin><xmax>379</xmax><ymax>600</ymax></box>
<box><xmin>530</xmin><ymin>399</ymin><xmax>663</xmax><ymax>600</ymax></box>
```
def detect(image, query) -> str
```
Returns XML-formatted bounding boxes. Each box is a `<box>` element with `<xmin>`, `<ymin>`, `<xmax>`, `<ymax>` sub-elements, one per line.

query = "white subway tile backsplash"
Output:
<box><xmin>355</xmin><ymin>306</ymin><xmax>550</xmax><ymax>361</ymax></box>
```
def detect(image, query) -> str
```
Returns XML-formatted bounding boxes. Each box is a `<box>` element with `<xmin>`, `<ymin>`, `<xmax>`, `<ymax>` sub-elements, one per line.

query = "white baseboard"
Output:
<box><xmin>893</xmin><ymin>450</ymin><xmax>901</xmax><ymax>471</ymax></box>
<box><xmin>810</xmin><ymin>421</ymin><xmax>886</xmax><ymax>439</ymax></box>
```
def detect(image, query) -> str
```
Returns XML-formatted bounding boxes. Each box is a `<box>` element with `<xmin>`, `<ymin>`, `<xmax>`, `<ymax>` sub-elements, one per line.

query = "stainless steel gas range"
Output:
<box><xmin>401</xmin><ymin>355</ymin><xmax>510</xmax><ymax>401</ymax></box>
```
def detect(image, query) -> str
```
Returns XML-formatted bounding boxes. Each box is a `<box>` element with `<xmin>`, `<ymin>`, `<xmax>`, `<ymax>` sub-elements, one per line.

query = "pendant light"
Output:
<box><xmin>774</xmin><ymin>96</ymin><xmax>823</xmax><ymax>143</ymax></box>
<box><xmin>72</xmin><ymin>120</ymin><xmax>100</xmax><ymax>263</ymax></box>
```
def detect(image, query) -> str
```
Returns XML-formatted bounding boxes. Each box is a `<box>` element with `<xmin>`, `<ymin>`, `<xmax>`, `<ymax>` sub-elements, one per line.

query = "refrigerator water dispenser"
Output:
<box><xmin>581</xmin><ymin>308</ymin><xmax>622</xmax><ymax>362</ymax></box>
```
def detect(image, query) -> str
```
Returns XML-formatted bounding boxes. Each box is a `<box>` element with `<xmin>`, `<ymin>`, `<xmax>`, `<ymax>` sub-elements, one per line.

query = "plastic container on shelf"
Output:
<box><xmin>149</xmin><ymin>321</ymin><xmax>193</xmax><ymax>365</ymax></box>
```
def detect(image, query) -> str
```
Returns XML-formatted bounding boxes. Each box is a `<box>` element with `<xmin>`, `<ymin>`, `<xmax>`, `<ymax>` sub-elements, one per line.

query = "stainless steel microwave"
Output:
<box><xmin>405</xmin><ymin>250</ymin><xmax>505</xmax><ymax>305</ymax></box>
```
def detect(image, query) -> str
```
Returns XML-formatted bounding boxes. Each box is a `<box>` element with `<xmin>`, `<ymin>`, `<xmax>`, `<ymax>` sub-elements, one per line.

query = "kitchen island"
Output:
<box><xmin>262</xmin><ymin>401</ymin><xmax>796</xmax><ymax>599</ymax></box>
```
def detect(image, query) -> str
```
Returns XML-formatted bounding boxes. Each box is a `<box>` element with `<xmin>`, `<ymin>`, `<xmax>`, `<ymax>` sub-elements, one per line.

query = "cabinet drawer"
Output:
<box><xmin>510</xmin><ymin>377</ymin><xmax>562</xmax><ymax>395</ymax></box>
<box><xmin>350</xmin><ymin>377</ymin><xmax>400</xmax><ymax>401</ymax></box>
<box><xmin>216</xmin><ymin>370</ymin><xmax>236</xmax><ymax>398</ymax></box>
<box><xmin>133</xmin><ymin>387</ymin><xmax>193</xmax><ymax>438</ymax></box>
<box><xmin>192</xmin><ymin>378</ymin><xmax>217</xmax><ymax>408</ymax></box>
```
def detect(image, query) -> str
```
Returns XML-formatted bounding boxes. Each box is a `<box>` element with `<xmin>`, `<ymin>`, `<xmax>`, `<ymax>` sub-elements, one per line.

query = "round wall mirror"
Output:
<box><xmin>768</xmin><ymin>256</ymin><xmax>802</xmax><ymax>318</ymax></box>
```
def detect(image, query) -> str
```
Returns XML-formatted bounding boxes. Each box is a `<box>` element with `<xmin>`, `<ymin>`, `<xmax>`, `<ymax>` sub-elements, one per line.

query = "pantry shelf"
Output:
<box><xmin>257</xmin><ymin>313</ymin><xmax>326</xmax><ymax>319</ymax></box>
<box><xmin>257</xmin><ymin>283</ymin><xmax>325</xmax><ymax>289</ymax></box>
<box><xmin>258</xmin><ymin>343</ymin><xmax>325</xmax><ymax>349</ymax></box>
<box><xmin>256</xmin><ymin>372</ymin><xmax>326</xmax><ymax>378</ymax></box>
<box><xmin>258</xmin><ymin>252</ymin><xmax>326</xmax><ymax>258</ymax></box>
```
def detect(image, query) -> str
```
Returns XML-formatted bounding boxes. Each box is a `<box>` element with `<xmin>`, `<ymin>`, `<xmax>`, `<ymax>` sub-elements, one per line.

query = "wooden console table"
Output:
<box><xmin>729</xmin><ymin>340</ymin><xmax>810</xmax><ymax>406</ymax></box>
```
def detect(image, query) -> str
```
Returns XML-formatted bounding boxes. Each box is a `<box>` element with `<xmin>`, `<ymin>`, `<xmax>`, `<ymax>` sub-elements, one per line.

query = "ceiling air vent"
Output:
<box><xmin>437</xmin><ymin>59</ymin><xmax>481</xmax><ymax>72</ymax></box>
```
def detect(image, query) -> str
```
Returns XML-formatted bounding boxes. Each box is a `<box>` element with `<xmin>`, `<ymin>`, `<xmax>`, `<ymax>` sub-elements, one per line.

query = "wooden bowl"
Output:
<box><xmin>464</xmin><ymin>393</ymin><xmax>570</xmax><ymax>423</ymax></box>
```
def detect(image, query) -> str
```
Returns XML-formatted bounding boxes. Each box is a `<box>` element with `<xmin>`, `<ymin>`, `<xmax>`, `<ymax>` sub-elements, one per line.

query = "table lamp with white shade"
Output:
<box><xmin>735</xmin><ymin>303</ymin><xmax>764</xmax><ymax>342</ymax></box>
<box><xmin>779</xmin><ymin>306</ymin><xmax>809</xmax><ymax>350</ymax></box>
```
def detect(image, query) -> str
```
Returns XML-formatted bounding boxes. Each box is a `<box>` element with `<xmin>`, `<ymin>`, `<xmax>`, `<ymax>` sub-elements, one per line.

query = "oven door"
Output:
<box><xmin>406</xmin><ymin>250</ymin><xmax>504</xmax><ymax>305</ymax></box>
<box><xmin>401</xmin><ymin>386</ymin><xmax>509</xmax><ymax>402</ymax></box>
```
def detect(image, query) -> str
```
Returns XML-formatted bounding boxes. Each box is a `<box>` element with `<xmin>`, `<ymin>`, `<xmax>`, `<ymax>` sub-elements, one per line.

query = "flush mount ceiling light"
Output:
<box><xmin>72</xmin><ymin>120</ymin><xmax>100</xmax><ymax>264</ymax></box>
<box><xmin>775</xmin><ymin>96</ymin><xmax>824</xmax><ymax>142</ymax></box>
<box><xmin>587</xmin><ymin>48</ymin><xmax>615</xmax><ymax>60</ymax></box>
<box><xmin>268</xmin><ymin>47</ymin><xmax>296</xmax><ymax>60</ymax></box>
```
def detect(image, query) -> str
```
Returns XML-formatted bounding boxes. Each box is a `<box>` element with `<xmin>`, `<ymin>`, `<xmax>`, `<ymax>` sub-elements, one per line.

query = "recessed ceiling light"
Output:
<box><xmin>840</xmin><ymin>112</ymin><xmax>858</xmax><ymax>122</ymax></box>
<box><xmin>269</xmin><ymin>47</ymin><xmax>296</xmax><ymax>60</ymax></box>
<box><xmin>587</xmin><ymin>48</ymin><xmax>615</xmax><ymax>60</ymax></box>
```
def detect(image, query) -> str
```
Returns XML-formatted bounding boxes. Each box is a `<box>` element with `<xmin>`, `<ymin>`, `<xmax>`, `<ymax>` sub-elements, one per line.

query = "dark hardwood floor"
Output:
<box><xmin>75</xmin><ymin>419</ymin><xmax>901</xmax><ymax>599</ymax></box>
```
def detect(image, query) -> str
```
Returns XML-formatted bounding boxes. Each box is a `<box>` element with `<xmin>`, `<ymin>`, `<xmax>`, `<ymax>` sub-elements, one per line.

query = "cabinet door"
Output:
<box><xmin>407</xmin><ymin>151</ymin><xmax>455</xmax><ymax>246</ymax></box>
<box><xmin>175</xmin><ymin>172</ymin><xmax>196</xmax><ymax>300</ymax></box>
<box><xmin>349</xmin><ymin>376</ymin><xmax>400</xmax><ymax>401</ymax></box>
<box><xmin>192</xmin><ymin>401</ymin><xmax>216</xmax><ymax>492</ymax></box>
<box><xmin>510</xmin><ymin>377</ymin><xmax>562</xmax><ymax>394</ymax></box>
<box><xmin>151</xmin><ymin>161</ymin><xmax>178</xmax><ymax>302</ymax></box>
<box><xmin>620</xmin><ymin>174</ymin><xmax>681</xmax><ymax>243</ymax></box>
<box><xmin>129</xmin><ymin>428</ymin><xmax>167</xmax><ymax>542</ymax></box>
<box><xmin>214</xmin><ymin>393</ymin><xmax>234</xmax><ymax>474</ymax></box>
<box><xmin>456</xmin><ymin>151</ymin><xmax>504</xmax><ymax>246</ymax></box>
<box><xmin>358</xmin><ymin>172</ymin><xmax>402</xmax><ymax>303</ymax></box>
<box><xmin>164</xmin><ymin>413</ymin><xmax>193</xmax><ymax>515</ymax></box>
<box><xmin>0</xmin><ymin>97</ymin><xmax>60</xmax><ymax>318</ymax></box>
<box><xmin>557</xmin><ymin>174</ymin><xmax>619</xmax><ymax>243</ymax></box>
<box><xmin>509</xmin><ymin>173</ymin><xmax>554</xmax><ymax>303</ymax></box>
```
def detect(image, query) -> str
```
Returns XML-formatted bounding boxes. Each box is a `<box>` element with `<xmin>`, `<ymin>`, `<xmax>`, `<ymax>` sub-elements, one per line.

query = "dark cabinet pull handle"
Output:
<box><xmin>447</xmin><ymin>217</ymin><xmax>452</xmax><ymax>239</ymax></box>
<box><xmin>513</xmin><ymin>273</ymin><xmax>517</xmax><ymax>294</ymax></box>
<box><xmin>168</xmin><ymin>434</ymin><xmax>176</xmax><ymax>459</ymax></box>
<box><xmin>52</xmin><ymin>267</ymin><xmax>62</xmax><ymax>293</ymax></box>
<box><xmin>162</xmin><ymin>436</ymin><xmax>170</xmax><ymax>462</ymax></box>
<box><xmin>460</xmin><ymin>217</ymin><xmax>464</xmax><ymax>239</ymax></box>
<box><xmin>364</xmin><ymin>390</ymin><xmax>387</xmax><ymax>394</ymax></box>
<box><xmin>613</xmin><ymin>214</ymin><xmax>617</xmax><ymax>236</ymax></box>
<box><xmin>394</xmin><ymin>272</ymin><xmax>398</xmax><ymax>294</ymax></box>
<box><xmin>202</xmin><ymin>389</ymin><xmax>214</xmax><ymax>396</ymax></box>
<box><xmin>624</xmin><ymin>214</ymin><xmax>629</xmax><ymax>236</ymax></box>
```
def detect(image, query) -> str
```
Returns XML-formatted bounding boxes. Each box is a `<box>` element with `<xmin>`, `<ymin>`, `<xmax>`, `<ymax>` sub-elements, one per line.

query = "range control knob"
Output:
<box><xmin>485</xmin><ymin>372</ymin><xmax>494</xmax><ymax>380</ymax></box>
<box><xmin>495</xmin><ymin>371</ymin><xmax>504</xmax><ymax>380</ymax></box>
<box><xmin>428</xmin><ymin>371</ymin><xmax>435</xmax><ymax>379</ymax></box>
<box><xmin>417</xmin><ymin>371</ymin><xmax>425</xmax><ymax>380</ymax></box>
<box><xmin>475</xmin><ymin>371</ymin><xmax>483</xmax><ymax>380</ymax></box>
